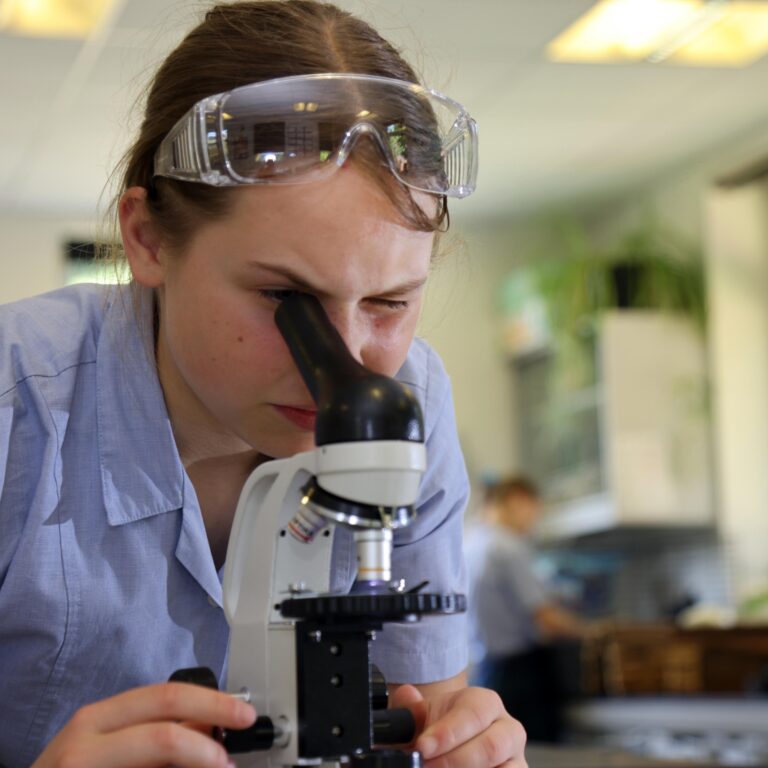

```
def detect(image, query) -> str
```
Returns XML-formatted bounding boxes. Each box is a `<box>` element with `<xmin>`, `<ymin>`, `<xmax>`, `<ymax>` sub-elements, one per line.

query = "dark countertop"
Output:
<box><xmin>556</xmin><ymin>697</ymin><xmax>768</xmax><ymax>766</ymax></box>
<box><xmin>566</xmin><ymin>696</ymin><xmax>768</xmax><ymax>734</ymax></box>
<box><xmin>525</xmin><ymin>744</ymin><xmax>715</xmax><ymax>767</ymax></box>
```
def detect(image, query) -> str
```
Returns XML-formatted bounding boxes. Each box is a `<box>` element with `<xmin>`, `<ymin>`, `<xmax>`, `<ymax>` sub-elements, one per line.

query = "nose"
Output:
<box><xmin>322</xmin><ymin>303</ymin><xmax>368</xmax><ymax>366</ymax></box>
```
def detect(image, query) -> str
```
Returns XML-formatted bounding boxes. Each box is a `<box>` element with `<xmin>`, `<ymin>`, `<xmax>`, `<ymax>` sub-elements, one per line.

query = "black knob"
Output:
<box><xmin>223</xmin><ymin>715</ymin><xmax>276</xmax><ymax>753</ymax></box>
<box><xmin>351</xmin><ymin>749</ymin><xmax>422</xmax><ymax>768</ymax></box>
<box><xmin>169</xmin><ymin>667</ymin><xmax>274</xmax><ymax>754</ymax></box>
<box><xmin>372</xmin><ymin>709</ymin><xmax>416</xmax><ymax>745</ymax></box>
<box><xmin>169</xmin><ymin>666</ymin><xmax>219</xmax><ymax>689</ymax></box>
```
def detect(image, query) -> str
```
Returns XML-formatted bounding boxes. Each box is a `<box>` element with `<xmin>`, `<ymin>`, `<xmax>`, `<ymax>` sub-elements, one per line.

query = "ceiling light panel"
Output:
<box><xmin>547</xmin><ymin>0</ymin><xmax>768</xmax><ymax>67</ymax></box>
<box><xmin>0</xmin><ymin>0</ymin><xmax>115</xmax><ymax>39</ymax></box>
<box><xmin>666</xmin><ymin>3</ymin><xmax>768</xmax><ymax>66</ymax></box>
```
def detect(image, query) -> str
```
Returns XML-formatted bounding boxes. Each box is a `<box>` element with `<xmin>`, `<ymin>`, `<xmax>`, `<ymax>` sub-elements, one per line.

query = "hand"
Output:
<box><xmin>389</xmin><ymin>684</ymin><xmax>527</xmax><ymax>768</ymax></box>
<box><xmin>32</xmin><ymin>682</ymin><xmax>257</xmax><ymax>768</ymax></box>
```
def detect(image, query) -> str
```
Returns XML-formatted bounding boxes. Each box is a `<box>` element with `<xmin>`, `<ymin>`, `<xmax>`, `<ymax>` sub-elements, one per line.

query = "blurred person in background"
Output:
<box><xmin>465</xmin><ymin>476</ymin><xmax>583</xmax><ymax>743</ymax></box>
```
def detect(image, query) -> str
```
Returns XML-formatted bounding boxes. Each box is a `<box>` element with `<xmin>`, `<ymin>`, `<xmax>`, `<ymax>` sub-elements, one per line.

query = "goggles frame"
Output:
<box><xmin>153</xmin><ymin>73</ymin><xmax>478</xmax><ymax>199</ymax></box>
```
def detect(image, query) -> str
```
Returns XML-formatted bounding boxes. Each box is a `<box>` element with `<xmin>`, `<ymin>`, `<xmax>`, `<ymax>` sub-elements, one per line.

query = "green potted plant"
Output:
<box><xmin>512</xmin><ymin>219</ymin><xmax>706</xmax><ymax>389</ymax></box>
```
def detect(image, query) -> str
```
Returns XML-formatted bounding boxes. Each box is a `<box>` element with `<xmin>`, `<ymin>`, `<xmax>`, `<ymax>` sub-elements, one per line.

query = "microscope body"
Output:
<box><xmin>223</xmin><ymin>439</ymin><xmax>426</xmax><ymax>766</ymax></box>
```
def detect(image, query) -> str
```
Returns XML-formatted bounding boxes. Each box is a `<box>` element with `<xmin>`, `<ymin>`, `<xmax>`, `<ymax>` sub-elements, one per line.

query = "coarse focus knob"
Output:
<box><xmin>169</xmin><ymin>667</ymin><xmax>276</xmax><ymax>753</ymax></box>
<box><xmin>223</xmin><ymin>716</ymin><xmax>277</xmax><ymax>753</ymax></box>
<box><xmin>372</xmin><ymin>709</ymin><xmax>416</xmax><ymax>746</ymax></box>
<box><xmin>351</xmin><ymin>749</ymin><xmax>422</xmax><ymax>768</ymax></box>
<box><xmin>169</xmin><ymin>666</ymin><xmax>220</xmax><ymax>689</ymax></box>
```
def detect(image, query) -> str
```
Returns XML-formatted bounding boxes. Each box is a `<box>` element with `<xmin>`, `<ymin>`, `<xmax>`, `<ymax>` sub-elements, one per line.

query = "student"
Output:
<box><xmin>466</xmin><ymin>476</ymin><xmax>583</xmax><ymax>743</ymax></box>
<box><xmin>0</xmin><ymin>2</ymin><xmax>527</xmax><ymax>766</ymax></box>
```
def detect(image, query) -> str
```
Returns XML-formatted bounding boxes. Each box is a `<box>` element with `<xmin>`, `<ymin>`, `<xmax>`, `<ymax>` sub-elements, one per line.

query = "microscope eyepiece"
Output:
<box><xmin>274</xmin><ymin>294</ymin><xmax>424</xmax><ymax>446</ymax></box>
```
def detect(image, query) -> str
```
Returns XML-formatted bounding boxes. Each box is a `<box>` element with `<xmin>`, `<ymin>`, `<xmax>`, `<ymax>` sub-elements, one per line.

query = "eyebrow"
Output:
<box><xmin>245</xmin><ymin>262</ymin><xmax>428</xmax><ymax>297</ymax></box>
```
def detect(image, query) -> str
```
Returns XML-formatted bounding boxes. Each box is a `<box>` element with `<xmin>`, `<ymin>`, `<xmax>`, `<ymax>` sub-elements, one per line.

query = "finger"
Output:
<box><xmin>75</xmin><ymin>683</ymin><xmax>256</xmax><ymax>734</ymax></box>
<box><xmin>415</xmin><ymin>688</ymin><xmax>502</xmax><ymax>758</ymax></box>
<box><xmin>420</xmin><ymin>716</ymin><xmax>526</xmax><ymax>768</ymax></box>
<box><xmin>389</xmin><ymin>684</ymin><xmax>424</xmax><ymax>709</ymax></box>
<box><xmin>83</xmin><ymin>721</ymin><xmax>230</xmax><ymax>768</ymax></box>
<box><xmin>179</xmin><ymin>720</ymin><xmax>217</xmax><ymax>736</ymax></box>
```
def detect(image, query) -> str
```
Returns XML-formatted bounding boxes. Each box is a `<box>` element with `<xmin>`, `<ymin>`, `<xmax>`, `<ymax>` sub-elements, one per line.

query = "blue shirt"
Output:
<box><xmin>0</xmin><ymin>284</ymin><xmax>469</xmax><ymax>766</ymax></box>
<box><xmin>464</xmin><ymin>523</ymin><xmax>548</xmax><ymax>658</ymax></box>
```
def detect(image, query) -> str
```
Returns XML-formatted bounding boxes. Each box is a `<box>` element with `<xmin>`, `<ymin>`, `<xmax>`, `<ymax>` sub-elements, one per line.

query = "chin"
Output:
<box><xmin>258</xmin><ymin>434</ymin><xmax>316</xmax><ymax>461</ymax></box>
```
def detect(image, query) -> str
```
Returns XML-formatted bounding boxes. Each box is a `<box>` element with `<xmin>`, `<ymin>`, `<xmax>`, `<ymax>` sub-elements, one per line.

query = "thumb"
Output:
<box><xmin>388</xmin><ymin>684</ymin><xmax>428</xmax><ymax>738</ymax></box>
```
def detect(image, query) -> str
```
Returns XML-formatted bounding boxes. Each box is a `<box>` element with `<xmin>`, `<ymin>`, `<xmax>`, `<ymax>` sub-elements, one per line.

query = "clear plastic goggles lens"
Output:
<box><xmin>155</xmin><ymin>74</ymin><xmax>478</xmax><ymax>198</ymax></box>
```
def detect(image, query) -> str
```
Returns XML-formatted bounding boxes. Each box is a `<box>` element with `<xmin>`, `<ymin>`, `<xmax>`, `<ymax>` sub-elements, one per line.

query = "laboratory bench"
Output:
<box><xmin>525</xmin><ymin>744</ymin><xmax>715</xmax><ymax>767</ymax></box>
<box><xmin>561</xmin><ymin>696</ymin><xmax>768</xmax><ymax>766</ymax></box>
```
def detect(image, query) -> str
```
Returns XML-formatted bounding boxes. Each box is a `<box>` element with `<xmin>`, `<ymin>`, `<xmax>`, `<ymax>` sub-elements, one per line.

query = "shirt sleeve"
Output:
<box><xmin>369</xmin><ymin>344</ymin><xmax>470</xmax><ymax>685</ymax></box>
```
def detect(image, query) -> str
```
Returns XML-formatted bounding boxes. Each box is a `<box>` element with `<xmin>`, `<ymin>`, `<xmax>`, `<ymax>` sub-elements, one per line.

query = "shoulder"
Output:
<box><xmin>0</xmin><ymin>285</ymin><xmax>111</xmax><ymax>585</ymax></box>
<box><xmin>464</xmin><ymin>521</ymin><xmax>492</xmax><ymax>552</ymax></box>
<box><xmin>395</xmin><ymin>336</ymin><xmax>468</xmax><ymax>536</ymax></box>
<box><xmin>0</xmin><ymin>283</ymin><xmax>110</xmax><ymax>396</ymax></box>
<box><xmin>395</xmin><ymin>336</ymin><xmax>452</xmax><ymax>440</ymax></box>
<box><xmin>0</xmin><ymin>284</ymin><xmax>109</xmax><ymax>511</ymax></box>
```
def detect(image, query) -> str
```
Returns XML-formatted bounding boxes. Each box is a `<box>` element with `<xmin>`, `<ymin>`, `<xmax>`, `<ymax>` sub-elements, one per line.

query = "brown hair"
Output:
<box><xmin>487</xmin><ymin>475</ymin><xmax>540</xmax><ymax>506</ymax></box>
<box><xmin>113</xmin><ymin>0</ymin><xmax>448</xmax><ymax>260</ymax></box>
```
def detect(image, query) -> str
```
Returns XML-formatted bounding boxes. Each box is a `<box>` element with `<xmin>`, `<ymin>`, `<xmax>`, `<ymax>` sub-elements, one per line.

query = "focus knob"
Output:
<box><xmin>351</xmin><ymin>749</ymin><xmax>422</xmax><ymax>768</ymax></box>
<box><xmin>169</xmin><ymin>667</ymin><xmax>277</xmax><ymax>753</ymax></box>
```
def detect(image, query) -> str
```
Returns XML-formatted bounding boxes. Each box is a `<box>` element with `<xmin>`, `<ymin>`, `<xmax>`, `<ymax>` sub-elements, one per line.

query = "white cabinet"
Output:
<box><xmin>515</xmin><ymin>310</ymin><xmax>714</xmax><ymax>539</ymax></box>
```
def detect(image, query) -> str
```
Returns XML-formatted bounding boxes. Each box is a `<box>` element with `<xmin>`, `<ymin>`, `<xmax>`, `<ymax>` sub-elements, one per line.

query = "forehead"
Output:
<box><xmin>185</xmin><ymin>166</ymin><xmax>435</xmax><ymax>289</ymax></box>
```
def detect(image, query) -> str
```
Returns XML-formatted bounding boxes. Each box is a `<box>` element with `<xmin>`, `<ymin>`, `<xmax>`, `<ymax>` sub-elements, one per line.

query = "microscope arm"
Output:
<box><xmin>223</xmin><ymin>449</ymin><xmax>326</xmax><ymax>766</ymax></box>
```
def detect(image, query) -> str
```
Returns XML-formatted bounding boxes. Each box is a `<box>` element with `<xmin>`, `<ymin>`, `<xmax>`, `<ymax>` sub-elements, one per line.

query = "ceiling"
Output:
<box><xmin>2</xmin><ymin>0</ymin><xmax>768</xmax><ymax>221</ymax></box>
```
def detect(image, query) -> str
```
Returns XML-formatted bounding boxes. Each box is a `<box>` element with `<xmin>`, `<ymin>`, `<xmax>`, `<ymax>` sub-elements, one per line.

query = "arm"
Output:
<box><xmin>534</xmin><ymin>602</ymin><xmax>584</xmax><ymax>641</ymax></box>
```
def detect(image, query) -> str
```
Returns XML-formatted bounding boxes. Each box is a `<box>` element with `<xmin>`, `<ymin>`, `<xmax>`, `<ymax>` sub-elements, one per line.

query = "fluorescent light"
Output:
<box><xmin>666</xmin><ymin>3</ymin><xmax>768</xmax><ymax>66</ymax></box>
<box><xmin>548</xmin><ymin>0</ymin><xmax>703</xmax><ymax>63</ymax></box>
<box><xmin>547</xmin><ymin>0</ymin><xmax>768</xmax><ymax>67</ymax></box>
<box><xmin>647</xmin><ymin>0</ymin><xmax>728</xmax><ymax>62</ymax></box>
<box><xmin>0</xmin><ymin>0</ymin><xmax>115</xmax><ymax>39</ymax></box>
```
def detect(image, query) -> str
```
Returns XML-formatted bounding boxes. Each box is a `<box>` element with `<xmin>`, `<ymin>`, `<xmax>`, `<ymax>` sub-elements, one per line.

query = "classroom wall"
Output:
<box><xmin>0</xmin><ymin>214</ymin><xmax>95</xmax><ymax>305</ymax></box>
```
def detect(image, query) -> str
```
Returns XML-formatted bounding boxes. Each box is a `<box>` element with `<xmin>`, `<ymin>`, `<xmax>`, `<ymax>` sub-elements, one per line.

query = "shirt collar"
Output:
<box><xmin>97</xmin><ymin>285</ymin><xmax>185</xmax><ymax>526</ymax></box>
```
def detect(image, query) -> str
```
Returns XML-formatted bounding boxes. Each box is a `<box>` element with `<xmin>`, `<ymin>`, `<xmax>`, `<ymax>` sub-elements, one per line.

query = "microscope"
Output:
<box><xmin>172</xmin><ymin>294</ymin><xmax>465</xmax><ymax>767</ymax></box>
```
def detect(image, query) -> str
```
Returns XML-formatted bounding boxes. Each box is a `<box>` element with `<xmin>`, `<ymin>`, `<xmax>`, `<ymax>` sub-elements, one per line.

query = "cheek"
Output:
<box><xmin>170</xmin><ymin>297</ymin><xmax>289</xmax><ymax>384</ymax></box>
<box><xmin>224</xmin><ymin>309</ymin><xmax>295</xmax><ymax>378</ymax></box>
<box><xmin>364</xmin><ymin>312</ymin><xmax>420</xmax><ymax>376</ymax></box>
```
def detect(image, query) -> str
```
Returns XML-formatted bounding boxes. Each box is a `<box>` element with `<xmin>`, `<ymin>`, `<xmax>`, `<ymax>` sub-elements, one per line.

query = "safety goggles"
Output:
<box><xmin>153</xmin><ymin>73</ymin><xmax>478</xmax><ymax>198</ymax></box>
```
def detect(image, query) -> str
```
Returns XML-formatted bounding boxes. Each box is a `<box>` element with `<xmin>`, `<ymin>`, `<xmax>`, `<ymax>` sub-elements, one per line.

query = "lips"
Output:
<box><xmin>272</xmin><ymin>404</ymin><xmax>317</xmax><ymax>431</ymax></box>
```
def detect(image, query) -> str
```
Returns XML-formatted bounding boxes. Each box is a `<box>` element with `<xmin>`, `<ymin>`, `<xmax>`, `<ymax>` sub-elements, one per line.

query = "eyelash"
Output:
<box><xmin>258</xmin><ymin>288</ymin><xmax>303</xmax><ymax>302</ymax></box>
<box><xmin>257</xmin><ymin>289</ymin><xmax>409</xmax><ymax>311</ymax></box>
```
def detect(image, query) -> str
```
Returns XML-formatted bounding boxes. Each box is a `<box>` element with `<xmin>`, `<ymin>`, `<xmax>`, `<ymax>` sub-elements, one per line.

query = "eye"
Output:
<box><xmin>369</xmin><ymin>298</ymin><xmax>410</xmax><ymax>311</ymax></box>
<box><xmin>257</xmin><ymin>288</ymin><xmax>305</xmax><ymax>302</ymax></box>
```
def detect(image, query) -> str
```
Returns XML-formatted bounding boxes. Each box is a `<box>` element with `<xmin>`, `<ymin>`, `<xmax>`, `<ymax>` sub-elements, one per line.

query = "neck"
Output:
<box><xmin>186</xmin><ymin>450</ymin><xmax>269</xmax><ymax>569</ymax></box>
<box><xmin>154</xmin><ymin>328</ymin><xmax>269</xmax><ymax>566</ymax></box>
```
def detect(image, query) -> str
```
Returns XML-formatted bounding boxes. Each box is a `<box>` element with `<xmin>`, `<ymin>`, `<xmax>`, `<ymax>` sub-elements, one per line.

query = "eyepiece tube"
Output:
<box><xmin>274</xmin><ymin>293</ymin><xmax>365</xmax><ymax>404</ymax></box>
<box><xmin>274</xmin><ymin>293</ymin><xmax>425</xmax><ymax>446</ymax></box>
